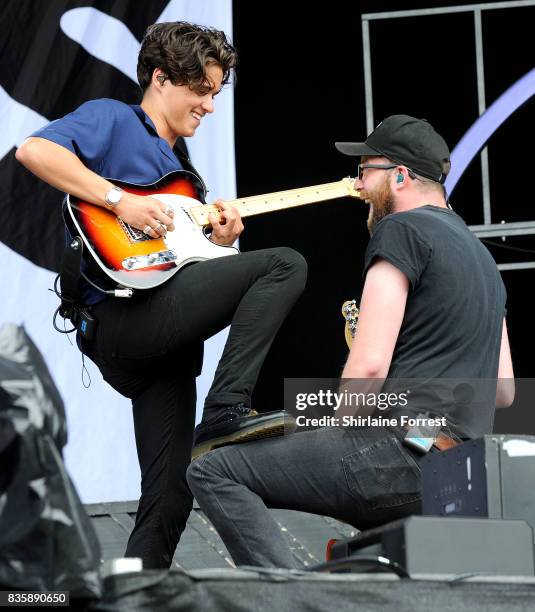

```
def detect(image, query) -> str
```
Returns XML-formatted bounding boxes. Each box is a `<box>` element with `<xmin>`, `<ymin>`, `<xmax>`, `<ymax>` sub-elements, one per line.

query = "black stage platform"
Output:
<box><xmin>84</xmin><ymin>502</ymin><xmax>535</xmax><ymax>611</ymax></box>
<box><xmin>85</xmin><ymin>500</ymin><xmax>356</xmax><ymax>570</ymax></box>
<box><xmin>86</xmin><ymin>565</ymin><xmax>535</xmax><ymax>612</ymax></box>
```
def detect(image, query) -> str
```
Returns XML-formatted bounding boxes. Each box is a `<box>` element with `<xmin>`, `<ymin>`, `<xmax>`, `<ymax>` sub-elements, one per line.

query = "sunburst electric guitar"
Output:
<box><xmin>64</xmin><ymin>170</ymin><xmax>359</xmax><ymax>290</ymax></box>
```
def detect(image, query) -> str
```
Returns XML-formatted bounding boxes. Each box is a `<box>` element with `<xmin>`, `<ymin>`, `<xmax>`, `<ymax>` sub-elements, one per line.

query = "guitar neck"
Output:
<box><xmin>189</xmin><ymin>179</ymin><xmax>359</xmax><ymax>226</ymax></box>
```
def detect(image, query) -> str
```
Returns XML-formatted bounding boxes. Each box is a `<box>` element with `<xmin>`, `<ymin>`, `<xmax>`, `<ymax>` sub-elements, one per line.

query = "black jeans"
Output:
<box><xmin>187</xmin><ymin>426</ymin><xmax>424</xmax><ymax>568</ymax></box>
<box><xmin>80</xmin><ymin>247</ymin><xmax>307</xmax><ymax>568</ymax></box>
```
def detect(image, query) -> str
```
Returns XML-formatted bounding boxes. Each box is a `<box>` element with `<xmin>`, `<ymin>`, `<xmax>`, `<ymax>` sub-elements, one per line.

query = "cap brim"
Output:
<box><xmin>335</xmin><ymin>142</ymin><xmax>380</xmax><ymax>157</ymax></box>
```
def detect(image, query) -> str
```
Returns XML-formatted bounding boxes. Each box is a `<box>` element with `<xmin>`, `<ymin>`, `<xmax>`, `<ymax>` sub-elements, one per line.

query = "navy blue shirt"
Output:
<box><xmin>33</xmin><ymin>98</ymin><xmax>184</xmax><ymax>183</ymax></box>
<box><xmin>32</xmin><ymin>98</ymin><xmax>189</xmax><ymax>303</ymax></box>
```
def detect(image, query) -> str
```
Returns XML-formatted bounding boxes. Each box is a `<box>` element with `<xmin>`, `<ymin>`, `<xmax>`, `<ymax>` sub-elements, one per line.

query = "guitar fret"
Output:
<box><xmin>190</xmin><ymin>178</ymin><xmax>358</xmax><ymax>225</ymax></box>
<box><xmin>66</xmin><ymin>170</ymin><xmax>360</xmax><ymax>292</ymax></box>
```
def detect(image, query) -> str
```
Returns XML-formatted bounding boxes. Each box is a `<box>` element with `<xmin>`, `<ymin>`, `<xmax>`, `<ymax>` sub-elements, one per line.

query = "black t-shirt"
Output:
<box><xmin>363</xmin><ymin>205</ymin><xmax>506</xmax><ymax>437</ymax></box>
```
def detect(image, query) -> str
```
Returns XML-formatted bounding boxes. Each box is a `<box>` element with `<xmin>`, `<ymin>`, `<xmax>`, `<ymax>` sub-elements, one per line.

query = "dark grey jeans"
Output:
<box><xmin>187</xmin><ymin>425</ymin><xmax>424</xmax><ymax>568</ymax></box>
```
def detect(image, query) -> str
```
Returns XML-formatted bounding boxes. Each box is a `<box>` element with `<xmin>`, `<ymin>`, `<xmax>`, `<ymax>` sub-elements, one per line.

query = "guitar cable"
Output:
<box><xmin>50</xmin><ymin>274</ymin><xmax>77</xmax><ymax>335</ymax></box>
<box><xmin>51</xmin><ymin>271</ymin><xmax>133</xmax><ymax>329</ymax></box>
<box><xmin>79</xmin><ymin>271</ymin><xmax>134</xmax><ymax>299</ymax></box>
<box><xmin>49</xmin><ymin>273</ymin><xmax>93</xmax><ymax>388</ymax></box>
<box><xmin>50</xmin><ymin>238</ymin><xmax>132</xmax><ymax>388</ymax></box>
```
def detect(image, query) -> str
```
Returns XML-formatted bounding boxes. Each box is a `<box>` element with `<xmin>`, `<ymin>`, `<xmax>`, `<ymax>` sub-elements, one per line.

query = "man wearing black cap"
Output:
<box><xmin>335</xmin><ymin>114</ymin><xmax>451</xmax><ymax>235</ymax></box>
<box><xmin>187</xmin><ymin>115</ymin><xmax>514</xmax><ymax>569</ymax></box>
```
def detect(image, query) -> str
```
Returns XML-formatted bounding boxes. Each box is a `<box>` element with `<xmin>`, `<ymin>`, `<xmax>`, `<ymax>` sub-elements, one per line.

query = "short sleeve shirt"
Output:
<box><xmin>363</xmin><ymin>206</ymin><xmax>507</xmax><ymax>437</ymax></box>
<box><xmin>32</xmin><ymin>98</ymin><xmax>185</xmax><ymax>184</ymax></box>
<box><xmin>31</xmin><ymin>98</ymin><xmax>190</xmax><ymax>304</ymax></box>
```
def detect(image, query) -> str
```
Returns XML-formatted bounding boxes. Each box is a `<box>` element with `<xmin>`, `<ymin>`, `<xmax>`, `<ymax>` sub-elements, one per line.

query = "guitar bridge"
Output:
<box><xmin>118</xmin><ymin>217</ymin><xmax>151</xmax><ymax>242</ymax></box>
<box><xmin>122</xmin><ymin>250</ymin><xmax>177</xmax><ymax>270</ymax></box>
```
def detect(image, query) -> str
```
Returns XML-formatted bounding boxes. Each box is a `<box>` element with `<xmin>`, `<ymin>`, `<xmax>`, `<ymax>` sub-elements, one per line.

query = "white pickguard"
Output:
<box><xmin>152</xmin><ymin>193</ymin><xmax>239</xmax><ymax>263</ymax></box>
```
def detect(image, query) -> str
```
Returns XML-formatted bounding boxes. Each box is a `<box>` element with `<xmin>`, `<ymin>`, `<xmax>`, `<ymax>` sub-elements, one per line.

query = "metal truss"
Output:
<box><xmin>361</xmin><ymin>0</ymin><xmax>535</xmax><ymax>271</ymax></box>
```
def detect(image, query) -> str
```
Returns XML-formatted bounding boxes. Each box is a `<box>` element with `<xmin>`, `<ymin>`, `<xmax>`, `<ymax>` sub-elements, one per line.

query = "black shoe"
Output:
<box><xmin>191</xmin><ymin>404</ymin><xmax>296</xmax><ymax>460</ymax></box>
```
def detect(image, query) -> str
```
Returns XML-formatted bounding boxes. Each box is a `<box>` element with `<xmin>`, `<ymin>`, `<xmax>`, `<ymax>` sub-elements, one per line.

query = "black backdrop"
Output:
<box><xmin>2</xmin><ymin>0</ymin><xmax>532</xmax><ymax>429</ymax></box>
<box><xmin>232</xmin><ymin>0</ymin><xmax>535</xmax><ymax>418</ymax></box>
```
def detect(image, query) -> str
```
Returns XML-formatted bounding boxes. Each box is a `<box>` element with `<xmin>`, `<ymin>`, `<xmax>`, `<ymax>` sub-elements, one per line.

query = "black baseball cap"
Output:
<box><xmin>335</xmin><ymin>114</ymin><xmax>451</xmax><ymax>184</ymax></box>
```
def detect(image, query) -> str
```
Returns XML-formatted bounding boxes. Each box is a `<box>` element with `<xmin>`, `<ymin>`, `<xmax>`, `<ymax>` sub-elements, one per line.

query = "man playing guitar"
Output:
<box><xmin>16</xmin><ymin>21</ymin><xmax>306</xmax><ymax>569</ymax></box>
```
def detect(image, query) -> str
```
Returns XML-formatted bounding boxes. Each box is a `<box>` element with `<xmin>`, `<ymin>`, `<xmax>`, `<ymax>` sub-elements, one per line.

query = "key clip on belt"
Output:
<box><xmin>402</xmin><ymin>412</ymin><xmax>442</xmax><ymax>454</ymax></box>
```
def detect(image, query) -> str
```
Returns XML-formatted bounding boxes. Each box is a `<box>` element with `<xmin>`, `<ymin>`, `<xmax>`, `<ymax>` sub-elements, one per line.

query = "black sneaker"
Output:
<box><xmin>191</xmin><ymin>404</ymin><xmax>296</xmax><ymax>460</ymax></box>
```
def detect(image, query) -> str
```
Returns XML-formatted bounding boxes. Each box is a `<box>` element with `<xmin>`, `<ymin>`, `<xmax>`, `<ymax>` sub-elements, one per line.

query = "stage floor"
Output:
<box><xmin>85</xmin><ymin>500</ymin><xmax>356</xmax><ymax>570</ymax></box>
<box><xmin>82</xmin><ymin>502</ymin><xmax>535</xmax><ymax>610</ymax></box>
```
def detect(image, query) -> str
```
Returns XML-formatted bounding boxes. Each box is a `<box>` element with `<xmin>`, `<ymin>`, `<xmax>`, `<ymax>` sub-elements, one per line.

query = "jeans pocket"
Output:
<box><xmin>342</xmin><ymin>435</ymin><xmax>421</xmax><ymax>510</ymax></box>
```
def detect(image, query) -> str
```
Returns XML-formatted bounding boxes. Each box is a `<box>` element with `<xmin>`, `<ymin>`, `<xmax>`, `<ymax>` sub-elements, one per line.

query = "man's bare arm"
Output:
<box><xmin>496</xmin><ymin>318</ymin><xmax>514</xmax><ymax>408</ymax></box>
<box><xmin>338</xmin><ymin>259</ymin><xmax>408</xmax><ymax>418</ymax></box>
<box><xmin>16</xmin><ymin>137</ymin><xmax>174</xmax><ymax>233</ymax></box>
<box><xmin>342</xmin><ymin>259</ymin><xmax>409</xmax><ymax>379</ymax></box>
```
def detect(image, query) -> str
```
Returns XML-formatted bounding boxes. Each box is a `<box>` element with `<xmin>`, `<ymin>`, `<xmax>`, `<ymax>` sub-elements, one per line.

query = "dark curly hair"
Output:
<box><xmin>137</xmin><ymin>22</ymin><xmax>237</xmax><ymax>93</ymax></box>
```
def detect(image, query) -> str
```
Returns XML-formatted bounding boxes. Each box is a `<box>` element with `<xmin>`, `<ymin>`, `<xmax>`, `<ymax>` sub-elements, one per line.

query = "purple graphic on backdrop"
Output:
<box><xmin>446</xmin><ymin>67</ymin><xmax>535</xmax><ymax>194</ymax></box>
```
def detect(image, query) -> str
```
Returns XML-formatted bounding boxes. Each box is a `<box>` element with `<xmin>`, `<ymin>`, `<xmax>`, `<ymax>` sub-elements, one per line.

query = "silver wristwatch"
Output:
<box><xmin>104</xmin><ymin>186</ymin><xmax>123</xmax><ymax>210</ymax></box>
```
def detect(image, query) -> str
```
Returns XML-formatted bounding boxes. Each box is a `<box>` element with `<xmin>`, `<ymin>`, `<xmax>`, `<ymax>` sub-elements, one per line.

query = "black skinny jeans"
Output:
<box><xmin>80</xmin><ymin>247</ymin><xmax>307</xmax><ymax>568</ymax></box>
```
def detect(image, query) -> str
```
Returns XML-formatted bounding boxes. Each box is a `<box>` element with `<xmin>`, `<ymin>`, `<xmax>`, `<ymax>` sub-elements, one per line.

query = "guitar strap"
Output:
<box><xmin>173</xmin><ymin>140</ymin><xmax>207</xmax><ymax>203</ymax></box>
<box><xmin>57</xmin><ymin>237</ymin><xmax>98</xmax><ymax>341</ymax></box>
<box><xmin>129</xmin><ymin>104</ymin><xmax>207</xmax><ymax>201</ymax></box>
<box><xmin>58</xmin><ymin>237</ymin><xmax>83</xmax><ymax>320</ymax></box>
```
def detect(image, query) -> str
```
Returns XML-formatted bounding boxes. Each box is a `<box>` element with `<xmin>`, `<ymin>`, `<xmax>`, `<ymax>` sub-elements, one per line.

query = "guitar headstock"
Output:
<box><xmin>341</xmin><ymin>299</ymin><xmax>359</xmax><ymax>349</ymax></box>
<box><xmin>341</xmin><ymin>177</ymin><xmax>360</xmax><ymax>199</ymax></box>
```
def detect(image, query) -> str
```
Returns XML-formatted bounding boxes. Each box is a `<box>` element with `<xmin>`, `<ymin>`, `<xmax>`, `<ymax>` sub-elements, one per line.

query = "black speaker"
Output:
<box><xmin>421</xmin><ymin>435</ymin><xmax>535</xmax><ymax>540</ymax></box>
<box><xmin>329</xmin><ymin>516</ymin><xmax>534</xmax><ymax>577</ymax></box>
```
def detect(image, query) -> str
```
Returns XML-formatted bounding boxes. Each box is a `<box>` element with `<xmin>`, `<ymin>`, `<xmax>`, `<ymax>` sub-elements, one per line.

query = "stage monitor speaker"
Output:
<box><xmin>329</xmin><ymin>516</ymin><xmax>534</xmax><ymax>577</ymax></box>
<box><xmin>421</xmin><ymin>435</ymin><xmax>535</xmax><ymax>540</ymax></box>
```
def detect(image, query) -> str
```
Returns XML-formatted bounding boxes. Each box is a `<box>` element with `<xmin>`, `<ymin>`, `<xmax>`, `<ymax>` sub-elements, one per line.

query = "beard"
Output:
<box><xmin>364</xmin><ymin>175</ymin><xmax>396</xmax><ymax>234</ymax></box>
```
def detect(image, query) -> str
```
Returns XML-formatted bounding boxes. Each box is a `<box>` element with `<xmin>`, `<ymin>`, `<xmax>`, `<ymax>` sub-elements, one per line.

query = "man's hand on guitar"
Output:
<box><xmin>208</xmin><ymin>200</ymin><xmax>244</xmax><ymax>245</ymax></box>
<box><xmin>115</xmin><ymin>193</ymin><xmax>176</xmax><ymax>238</ymax></box>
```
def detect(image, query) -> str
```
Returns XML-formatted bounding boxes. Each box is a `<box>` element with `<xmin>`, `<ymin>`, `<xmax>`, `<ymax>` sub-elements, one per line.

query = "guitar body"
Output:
<box><xmin>64</xmin><ymin>171</ymin><xmax>359</xmax><ymax>291</ymax></box>
<box><xmin>64</xmin><ymin>170</ymin><xmax>239</xmax><ymax>290</ymax></box>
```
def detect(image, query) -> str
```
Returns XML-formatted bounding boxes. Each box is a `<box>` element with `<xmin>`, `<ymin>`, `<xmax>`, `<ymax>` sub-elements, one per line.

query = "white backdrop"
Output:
<box><xmin>0</xmin><ymin>0</ymin><xmax>235</xmax><ymax>503</ymax></box>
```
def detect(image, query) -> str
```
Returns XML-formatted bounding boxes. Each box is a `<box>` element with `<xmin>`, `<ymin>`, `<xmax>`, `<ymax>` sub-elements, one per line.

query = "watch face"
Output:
<box><xmin>107</xmin><ymin>189</ymin><xmax>121</xmax><ymax>204</ymax></box>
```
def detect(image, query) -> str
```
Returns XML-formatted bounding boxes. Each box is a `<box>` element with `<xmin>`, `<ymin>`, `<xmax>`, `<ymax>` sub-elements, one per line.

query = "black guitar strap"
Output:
<box><xmin>57</xmin><ymin>236</ymin><xmax>98</xmax><ymax>341</ymax></box>
<box><xmin>173</xmin><ymin>138</ymin><xmax>207</xmax><ymax>203</ymax></box>
<box><xmin>58</xmin><ymin>237</ymin><xmax>83</xmax><ymax>320</ymax></box>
